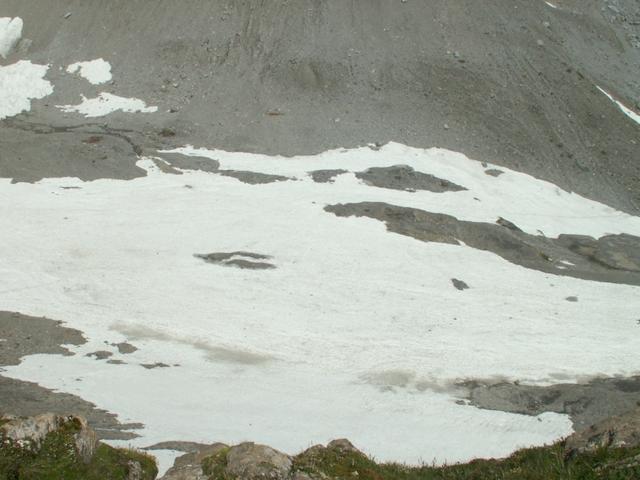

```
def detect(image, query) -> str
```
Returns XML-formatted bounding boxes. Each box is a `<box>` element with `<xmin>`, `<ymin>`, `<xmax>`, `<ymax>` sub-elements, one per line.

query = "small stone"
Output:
<box><xmin>565</xmin><ymin>296</ymin><xmax>579</xmax><ymax>302</ymax></box>
<box><xmin>536</xmin><ymin>39</ymin><xmax>545</xmax><ymax>46</ymax></box>
<box><xmin>443</xmin><ymin>123</ymin><xmax>450</xmax><ymax>130</ymax></box>
<box><xmin>64</xmin><ymin>12</ymin><xmax>72</xmax><ymax>19</ymax></box>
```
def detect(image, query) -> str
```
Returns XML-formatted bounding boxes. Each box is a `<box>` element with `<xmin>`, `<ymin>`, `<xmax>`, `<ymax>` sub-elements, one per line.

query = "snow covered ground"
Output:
<box><xmin>0</xmin><ymin>17</ymin><xmax>22</xmax><ymax>58</ymax></box>
<box><xmin>57</xmin><ymin>92</ymin><xmax>158</xmax><ymax>117</ymax></box>
<box><xmin>0</xmin><ymin>60</ymin><xmax>52</xmax><ymax>120</ymax></box>
<box><xmin>66</xmin><ymin>58</ymin><xmax>112</xmax><ymax>85</ymax></box>
<box><xmin>1</xmin><ymin>143</ymin><xmax>639</xmax><ymax>473</ymax></box>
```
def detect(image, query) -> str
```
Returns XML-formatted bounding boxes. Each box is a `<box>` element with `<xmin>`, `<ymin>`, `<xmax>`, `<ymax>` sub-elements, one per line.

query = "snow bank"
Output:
<box><xmin>1</xmin><ymin>143</ymin><xmax>639</xmax><ymax>466</ymax></box>
<box><xmin>57</xmin><ymin>92</ymin><xmax>157</xmax><ymax>117</ymax></box>
<box><xmin>67</xmin><ymin>58</ymin><xmax>113</xmax><ymax>85</ymax></box>
<box><xmin>0</xmin><ymin>60</ymin><xmax>53</xmax><ymax>119</ymax></box>
<box><xmin>0</xmin><ymin>17</ymin><xmax>22</xmax><ymax>58</ymax></box>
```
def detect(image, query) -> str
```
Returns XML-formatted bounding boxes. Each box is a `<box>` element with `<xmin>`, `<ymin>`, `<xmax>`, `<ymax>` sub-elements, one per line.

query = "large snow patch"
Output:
<box><xmin>1</xmin><ymin>143</ymin><xmax>639</xmax><ymax>466</ymax></box>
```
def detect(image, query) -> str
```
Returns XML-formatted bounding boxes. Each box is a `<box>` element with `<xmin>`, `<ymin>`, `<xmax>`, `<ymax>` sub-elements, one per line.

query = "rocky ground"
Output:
<box><xmin>3</xmin><ymin>410</ymin><xmax>640</xmax><ymax>479</ymax></box>
<box><xmin>1</xmin><ymin>0</ymin><xmax>639</xmax><ymax>212</ymax></box>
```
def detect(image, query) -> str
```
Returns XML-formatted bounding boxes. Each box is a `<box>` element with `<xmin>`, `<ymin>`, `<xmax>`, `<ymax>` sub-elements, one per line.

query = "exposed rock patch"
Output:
<box><xmin>355</xmin><ymin>165</ymin><xmax>467</xmax><ymax>193</ymax></box>
<box><xmin>194</xmin><ymin>251</ymin><xmax>276</xmax><ymax>270</ymax></box>
<box><xmin>141</xmin><ymin>362</ymin><xmax>170</xmax><ymax>370</ymax></box>
<box><xmin>324</xmin><ymin>202</ymin><xmax>640</xmax><ymax>286</ymax></box>
<box><xmin>451</xmin><ymin>278</ymin><xmax>470</xmax><ymax>290</ymax></box>
<box><xmin>159</xmin><ymin>152</ymin><xmax>290</xmax><ymax>184</ymax></box>
<box><xmin>113</xmin><ymin>342</ymin><xmax>138</xmax><ymax>354</ymax></box>
<box><xmin>218</xmin><ymin>169</ymin><xmax>290</xmax><ymax>185</ymax></box>
<box><xmin>145</xmin><ymin>441</ymin><xmax>212</xmax><ymax>453</ymax></box>
<box><xmin>484</xmin><ymin>168</ymin><xmax>505</xmax><ymax>177</ymax></box>
<box><xmin>460</xmin><ymin>376</ymin><xmax>640</xmax><ymax>431</ymax></box>
<box><xmin>565</xmin><ymin>407</ymin><xmax>640</xmax><ymax>457</ymax></box>
<box><xmin>86</xmin><ymin>350</ymin><xmax>113</xmax><ymax>360</ymax></box>
<box><xmin>309</xmin><ymin>169</ymin><xmax>347</xmax><ymax>183</ymax></box>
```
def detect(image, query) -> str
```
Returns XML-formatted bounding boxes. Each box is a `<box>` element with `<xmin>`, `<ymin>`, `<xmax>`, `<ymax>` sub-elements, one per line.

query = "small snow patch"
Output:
<box><xmin>0</xmin><ymin>17</ymin><xmax>22</xmax><ymax>58</ymax></box>
<box><xmin>66</xmin><ymin>58</ymin><xmax>112</xmax><ymax>85</ymax></box>
<box><xmin>57</xmin><ymin>92</ymin><xmax>158</xmax><ymax>117</ymax></box>
<box><xmin>0</xmin><ymin>60</ymin><xmax>53</xmax><ymax>119</ymax></box>
<box><xmin>597</xmin><ymin>87</ymin><xmax>640</xmax><ymax>126</ymax></box>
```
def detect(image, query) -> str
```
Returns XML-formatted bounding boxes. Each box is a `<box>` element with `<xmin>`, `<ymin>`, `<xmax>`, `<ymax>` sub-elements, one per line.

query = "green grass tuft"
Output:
<box><xmin>291</xmin><ymin>442</ymin><xmax>640</xmax><ymax>480</ymax></box>
<box><xmin>0</xmin><ymin>421</ymin><xmax>157</xmax><ymax>480</ymax></box>
<box><xmin>201</xmin><ymin>446</ymin><xmax>231</xmax><ymax>479</ymax></box>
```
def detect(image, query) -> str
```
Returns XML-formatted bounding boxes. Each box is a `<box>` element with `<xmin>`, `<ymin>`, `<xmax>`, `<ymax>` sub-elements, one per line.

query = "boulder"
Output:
<box><xmin>1</xmin><ymin>413</ymin><xmax>98</xmax><ymax>463</ymax></box>
<box><xmin>160</xmin><ymin>443</ymin><xmax>228</xmax><ymax>480</ymax></box>
<box><xmin>327</xmin><ymin>438</ymin><xmax>361</xmax><ymax>454</ymax></box>
<box><xmin>225</xmin><ymin>442</ymin><xmax>292</xmax><ymax>479</ymax></box>
<box><xmin>565</xmin><ymin>407</ymin><xmax>640</xmax><ymax>456</ymax></box>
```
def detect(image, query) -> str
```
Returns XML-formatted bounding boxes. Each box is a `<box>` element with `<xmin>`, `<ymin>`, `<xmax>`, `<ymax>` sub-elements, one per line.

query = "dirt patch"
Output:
<box><xmin>112</xmin><ymin>323</ymin><xmax>274</xmax><ymax>365</ymax></box>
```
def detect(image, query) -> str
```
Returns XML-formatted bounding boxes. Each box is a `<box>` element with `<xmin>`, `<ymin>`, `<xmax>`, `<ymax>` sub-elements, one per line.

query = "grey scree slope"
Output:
<box><xmin>0</xmin><ymin>0</ymin><xmax>639</xmax><ymax>214</ymax></box>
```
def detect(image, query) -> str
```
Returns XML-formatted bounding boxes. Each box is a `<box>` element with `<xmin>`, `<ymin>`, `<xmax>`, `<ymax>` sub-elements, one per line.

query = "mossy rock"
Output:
<box><xmin>0</xmin><ymin>418</ymin><xmax>157</xmax><ymax>480</ymax></box>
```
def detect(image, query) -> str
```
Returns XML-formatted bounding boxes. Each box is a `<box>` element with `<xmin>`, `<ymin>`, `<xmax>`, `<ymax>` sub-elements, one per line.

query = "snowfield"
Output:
<box><xmin>1</xmin><ymin>143</ymin><xmax>639</xmax><ymax>472</ymax></box>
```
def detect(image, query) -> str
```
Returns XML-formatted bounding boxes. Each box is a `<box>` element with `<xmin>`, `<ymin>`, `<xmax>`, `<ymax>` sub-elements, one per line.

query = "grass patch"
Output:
<box><xmin>291</xmin><ymin>442</ymin><xmax>640</xmax><ymax>480</ymax></box>
<box><xmin>0</xmin><ymin>420</ymin><xmax>157</xmax><ymax>480</ymax></box>
<box><xmin>201</xmin><ymin>446</ymin><xmax>230</xmax><ymax>479</ymax></box>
